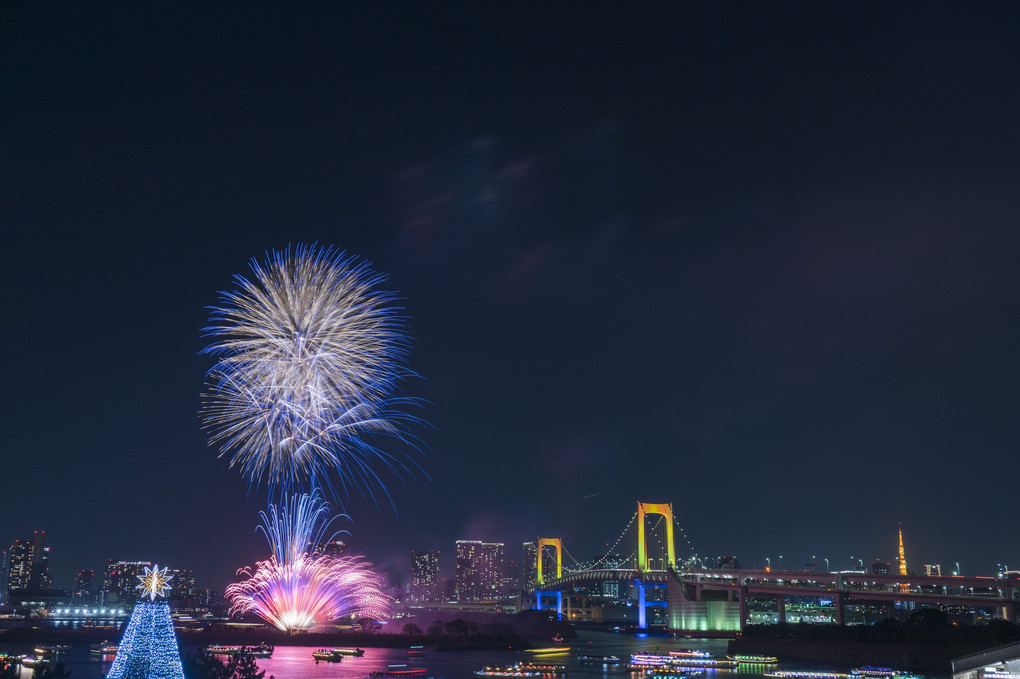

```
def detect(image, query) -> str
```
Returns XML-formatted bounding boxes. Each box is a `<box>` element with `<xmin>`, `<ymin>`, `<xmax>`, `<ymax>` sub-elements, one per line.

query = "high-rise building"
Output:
<box><xmin>455</xmin><ymin>540</ymin><xmax>504</xmax><ymax>602</ymax></box>
<box><xmin>410</xmin><ymin>549</ymin><xmax>440</xmax><ymax>602</ymax></box>
<box><xmin>103</xmin><ymin>560</ymin><xmax>153</xmax><ymax>604</ymax></box>
<box><xmin>74</xmin><ymin>569</ymin><xmax>95</xmax><ymax>602</ymax></box>
<box><xmin>871</xmin><ymin>559</ymin><xmax>891</xmax><ymax>575</ymax></box>
<box><xmin>0</xmin><ymin>550</ymin><xmax>8</xmax><ymax>603</ymax></box>
<box><xmin>6</xmin><ymin>531</ymin><xmax>50</xmax><ymax>594</ymax></box>
<box><xmin>521</xmin><ymin>542</ymin><xmax>538</xmax><ymax>590</ymax></box>
<box><xmin>924</xmin><ymin>564</ymin><xmax>942</xmax><ymax>577</ymax></box>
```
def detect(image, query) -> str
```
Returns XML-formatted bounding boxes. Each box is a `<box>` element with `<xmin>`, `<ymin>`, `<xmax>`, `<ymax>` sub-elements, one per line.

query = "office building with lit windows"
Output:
<box><xmin>455</xmin><ymin>540</ymin><xmax>504</xmax><ymax>602</ymax></box>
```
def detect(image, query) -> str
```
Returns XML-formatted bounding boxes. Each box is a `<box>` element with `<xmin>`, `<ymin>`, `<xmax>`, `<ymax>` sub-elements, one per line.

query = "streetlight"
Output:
<box><xmin>766</xmin><ymin>557</ymin><xmax>771</xmax><ymax>571</ymax></box>
<box><xmin>779</xmin><ymin>555</ymin><xmax>783</xmax><ymax>571</ymax></box>
<box><xmin>824</xmin><ymin>558</ymin><xmax>830</xmax><ymax>572</ymax></box>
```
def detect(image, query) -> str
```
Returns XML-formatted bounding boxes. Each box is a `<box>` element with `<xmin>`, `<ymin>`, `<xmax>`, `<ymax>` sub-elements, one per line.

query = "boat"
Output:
<box><xmin>22</xmin><ymin>656</ymin><xmax>51</xmax><ymax>669</ymax></box>
<box><xmin>728</xmin><ymin>655</ymin><xmax>779</xmax><ymax>664</ymax></box>
<box><xmin>330</xmin><ymin>647</ymin><xmax>365</xmax><ymax>657</ymax></box>
<box><xmin>313</xmin><ymin>649</ymin><xmax>345</xmax><ymax>663</ymax></box>
<box><xmin>408</xmin><ymin>645</ymin><xmax>425</xmax><ymax>655</ymax></box>
<box><xmin>852</xmin><ymin>668</ymin><xmax>922</xmax><ymax>679</ymax></box>
<box><xmin>666</xmin><ymin>658</ymin><xmax>738</xmax><ymax>669</ymax></box>
<box><xmin>519</xmin><ymin>661</ymin><xmax>567</xmax><ymax>674</ymax></box>
<box><xmin>368</xmin><ymin>665</ymin><xmax>430</xmax><ymax>676</ymax></box>
<box><xmin>669</xmin><ymin>651</ymin><xmax>713</xmax><ymax>659</ymax></box>
<box><xmin>90</xmin><ymin>642</ymin><xmax>119</xmax><ymax>656</ymax></box>
<box><xmin>34</xmin><ymin>645</ymin><xmax>70</xmax><ymax>655</ymax></box>
<box><xmin>475</xmin><ymin>666</ymin><xmax>541</xmax><ymax>678</ymax></box>
<box><xmin>206</xmin><ymin>643</ymin><xmax>273</xmax><ymax>659</ymax></box>
<box><xmin>646</xmin><ymin>672</ymin><xmax>706</xmax><ymax>679</ymax></box>
<box><xmin>237</xmin><ymin>644</ymin><xmax>274</xmax><ymax>659</ymax></box>
<box><xmin>577</xmin><ymin>654</ymin><xmax>621</xmax><ymax>665</ymax></box>
<box><xmin>631</xmin><ymin>654</ymin><xmax>672</xmax><ymax>667</ymax></box>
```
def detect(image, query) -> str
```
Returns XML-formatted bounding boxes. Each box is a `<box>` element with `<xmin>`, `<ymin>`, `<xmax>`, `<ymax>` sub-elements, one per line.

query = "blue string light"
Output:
<box><xmin>106</xmin><ymin>600</ymin><xmax>185</xmax><ymax>679</ymax></box>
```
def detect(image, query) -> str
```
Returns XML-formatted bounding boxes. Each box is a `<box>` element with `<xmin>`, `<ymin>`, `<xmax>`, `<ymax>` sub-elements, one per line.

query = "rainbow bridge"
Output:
<box><xmin>529</xmin><ymin>501</ymin><xmax>1019</xmax><ymax>634</ymax></box>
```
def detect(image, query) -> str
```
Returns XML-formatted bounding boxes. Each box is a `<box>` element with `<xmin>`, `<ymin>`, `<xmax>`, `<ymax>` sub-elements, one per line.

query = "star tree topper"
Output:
<box><xmin>136</xmin><ymin>564</ymin><xmax>174</xmax><ymax>601</ymax></box>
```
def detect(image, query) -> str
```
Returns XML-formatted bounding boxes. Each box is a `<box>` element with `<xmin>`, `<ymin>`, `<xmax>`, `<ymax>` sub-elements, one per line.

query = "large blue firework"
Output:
<box><xmin>201</xmin><ymin>244</ymin><xmax>424</xmax><ymax>502</ymax></box>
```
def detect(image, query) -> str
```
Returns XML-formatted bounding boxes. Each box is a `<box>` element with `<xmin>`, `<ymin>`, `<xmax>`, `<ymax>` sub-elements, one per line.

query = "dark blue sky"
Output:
<box><xmin>2</xmin><ymin>3</ymin><xmax>1018</xmax><ymax>592</ymax></box>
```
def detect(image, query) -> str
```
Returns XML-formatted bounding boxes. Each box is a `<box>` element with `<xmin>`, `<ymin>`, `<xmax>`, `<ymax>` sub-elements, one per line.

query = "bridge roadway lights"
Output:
<box><xmin>637</xmin><ymin>580</ymin><xmax>668</xmax><ymax>629</ymax></box>
<box><xmin>535</xmin><ymin>590</ymin><xmax>563</xmax><ymax>620</ymax></box>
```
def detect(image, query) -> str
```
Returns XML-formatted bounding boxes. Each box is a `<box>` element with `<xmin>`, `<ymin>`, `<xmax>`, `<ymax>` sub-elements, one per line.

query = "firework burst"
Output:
<box><xmin>227</xmin><ymin>491</ymin><xmax>390</xmax><ymax>631</ymax></box>
<box><xmin>201</xmin><ymin>244</ymin><xmax>424</xmax><ymax>500</ymax></box>
<box><xmin>226</xmin><ymin>552</ymin><xmax>390</xmax><ymax>632</ymax></box>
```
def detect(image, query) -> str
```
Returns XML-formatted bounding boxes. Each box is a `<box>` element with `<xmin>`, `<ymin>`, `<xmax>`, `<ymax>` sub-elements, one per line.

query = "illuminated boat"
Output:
<box><xmin>475</xmin><ymin>666</ymin><xmax>541</xmax><ymax>677</ymax></box>
<box><xmin>408</xmin><ymin>645</ymin><xmax>425</xmax><ymax>655</ymax></box>
<box><xmin>646</xmin><ymin>672</ymin><xmax>706</xmax><ymax>679</ymax></box>
<box><xmin>851</xmin><ymin>668</ymin><xmax>922</xmax><ymax>679</ymax></box>
<box><xmin>728</xmin><ymin>655</ymin><xmax>779</xmax><ymax>664</ymax></box>
<box><xmin>90</xmin><ymin>642</ymin><xmax>119</xmax><ymax>656</ymax></box>
<box><xmin>631</xmin><ymin>654</ymin><xmax>672</xmax><ymax>667</ymax></box>
<box><xmin>313</xmin><ymin>649</ymin><xmax>344</xmax><ymax>662</ymax></box>
<box><xmin>368</xmin><ymin>665</ymin><xmax>430</xmax><ymax>676</ymax></box>
<box><xmin>519</xmin><ymin>661</ymin><xmax>567</xmax><ymax>674</ymax></box>
<box><xmin>577</xmin><ymin>654</ymin><xmax>621</xmax><ymax>665</ymax></box>
<box><xmin>665</xmin><ymin>658</ymin><xmax>738</xmax><ymax>669</ymax></box>
<box><xmin>670</xmin><ymin>651</ymin><xmax>713</xmax><ymax>659</ymax></box>
<box><xmin>330</xmin><ymin>647</ymin><xmax>365</xmax><ymax>657</ymax></box>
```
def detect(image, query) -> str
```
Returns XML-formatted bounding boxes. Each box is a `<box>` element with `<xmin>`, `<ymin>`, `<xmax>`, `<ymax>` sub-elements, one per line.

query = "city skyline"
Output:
<box><xmin>3</xmin><ymin>520</ymin><xmax>1012</xmax><ymax>598</ymax></box>
<box><xmin>2</xmin><ymin>3</ymin><xmax>1018</xmax><ymax>593</ymax></box>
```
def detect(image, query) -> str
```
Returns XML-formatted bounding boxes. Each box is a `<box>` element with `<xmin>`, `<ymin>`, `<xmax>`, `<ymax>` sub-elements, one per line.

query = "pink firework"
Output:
<box><xmin>227</xmin><ymin>552</ymin><xmax>390</xmax><ymax>631</ymax></box>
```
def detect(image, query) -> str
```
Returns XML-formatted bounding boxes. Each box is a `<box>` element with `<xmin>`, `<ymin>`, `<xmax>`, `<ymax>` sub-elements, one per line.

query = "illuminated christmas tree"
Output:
<box><xmin>106</xmin><ymin>564</ymin><xmax>185</xmax><ymax>679</ymax></box>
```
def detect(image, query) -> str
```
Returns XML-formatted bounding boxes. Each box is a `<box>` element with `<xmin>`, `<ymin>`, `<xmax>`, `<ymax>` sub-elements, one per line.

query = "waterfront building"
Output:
<box><xmin>410</xmin><ymin>549</ymin><xmax>440</xmax><ymax>601</ymax></box>
<box><xmin>73</xmin><ymin>569</ymin><xmax>95</xmax><ymax>602</ymax></box>
<box><xmin>102</xmin><ymin>560</ymin><xmax>153</xmax><ymax>604</ymax></box>
<box><xmin>455</xmin><ymin>540</ymin><xmax>504</xmax><ymax>602</ymax></box>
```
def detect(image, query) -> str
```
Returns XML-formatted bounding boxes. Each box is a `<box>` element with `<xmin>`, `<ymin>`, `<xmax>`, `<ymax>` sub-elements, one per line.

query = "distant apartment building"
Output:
<box><xmin>521</xmin><ymin>541</ymin><xmax>538</xmax><ymax>590</ymax></box>
<box><xmin>73</xmin><ymin>569</ymin><xmax>95</xmax><ymax>602</ymax></box>
<box><xmin>872</xmin><ymin>559</ymin><xmax>891</xmax><ymax>575</ymax></box>
<box><xmin>102</xmin><ymin>560</ymin><xmax>152</xmax><ymax>604</ymax></box>
<box><xmin>6</xmin><ymin>531</ymin><xmax>52</xmax><ymax>596</ymax></box>
<box><xmin>410</xmin><ymin>549</ymin><xmax>440</xmax><ymax>601</ymax></box>
<box><xmin>455</xmin><ymin>540</ymin><xmax>504</xmax><ymax>602</ymax></box>
<box><xmin>925</xmin><ymin>564</ymin><xmax>942</xmax><ymax>577</ymax></box>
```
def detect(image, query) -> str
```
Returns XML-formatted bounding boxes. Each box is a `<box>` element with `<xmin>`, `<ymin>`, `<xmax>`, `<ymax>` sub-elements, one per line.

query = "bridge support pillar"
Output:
<box><xmin>535</xmin><ymin>590</ymin><xmax>563</xmax><ymax>620</ymax></box>
<box><xmin>835</xmin><ymin>592</ymin><xmax>845</xmax><ymax>625</ymax></box>
<box><xmin>637</xmin><ymin>581</ymin><xmax>668</xmax><ymax>629</ymax></box>
<box><xmin>777</xmin><ymin>594</ymin><xmax>786</xmax><ymax>623</ymax></box>
<box><xmin>1004</xmin><ymin>603</ymin><xmax>1016</xmax><ymax>623</ymax></box>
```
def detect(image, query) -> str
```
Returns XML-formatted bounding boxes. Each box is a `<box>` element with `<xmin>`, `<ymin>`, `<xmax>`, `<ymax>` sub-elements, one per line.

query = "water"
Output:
<box><xmin>0</xmin><ymin>629</ymin><xmax>885</xmax><ymax>679</ymax></box>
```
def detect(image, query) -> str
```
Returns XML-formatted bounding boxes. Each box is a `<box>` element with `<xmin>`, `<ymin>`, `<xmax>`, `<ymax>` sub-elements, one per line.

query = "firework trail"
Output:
<box><xmin>201</xmin><ymin>244</ymin><xmax>424</xmax><ymax>501</ymax></box>
<box><xmin>227</xmin><ymin>491</ymin><xmax>390</xmax><ymax>631</ymax></box>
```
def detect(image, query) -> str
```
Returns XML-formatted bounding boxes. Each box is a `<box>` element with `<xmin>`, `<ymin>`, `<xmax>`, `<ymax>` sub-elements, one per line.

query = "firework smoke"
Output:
<box><xmin>201</xmin><ymin>244</ymin><xmax>423</xmax><ymax>500</ymax></box>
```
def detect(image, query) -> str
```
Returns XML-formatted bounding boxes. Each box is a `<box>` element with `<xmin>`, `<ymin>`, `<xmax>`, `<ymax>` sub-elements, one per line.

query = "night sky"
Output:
<box><xmin>2</xmin><ymin>3</ymin><xmax>1018</xmax><ymax>593</ymax></box>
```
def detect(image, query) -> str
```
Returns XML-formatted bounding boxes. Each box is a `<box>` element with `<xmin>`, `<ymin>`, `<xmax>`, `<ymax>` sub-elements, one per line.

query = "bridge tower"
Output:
<box><xmin>637</xmin><ymin>502</ymin><xmax>676</xmax><ymax>572</ymax></box>
<box><xmin>535</xmin><ymin>538</ymin><xmax>562</xmax><ymax>586</ymax></box>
